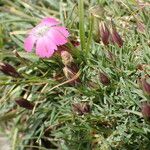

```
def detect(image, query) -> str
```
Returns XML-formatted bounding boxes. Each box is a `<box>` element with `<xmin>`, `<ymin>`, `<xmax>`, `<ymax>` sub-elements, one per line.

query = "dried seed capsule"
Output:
<box><xmin>72</xmin><ymin>102</ymin><xmax>91</xmax><ymax>115</ymax></box>
<box><xmin>63</xmin><ymin>66</ymin><xmax>75</xmax><ymax>80</ymax></box>
<box><xmin>0</xmin><ymin>62</ymin><xmax>21</xmax><ymax>78</ymax></box>
<box><xmin>61</xmin><ymin>51</ymin><xmax>73</xmax><ymax>66</ymax></box>
<box><xmin>63</xmin><ymin>64</ymin><xmax>80</xmax><ymax>84</ymax></box>
<box><xmin>99</xmin><ymin>72</ymin><xmax>110</xmax><ymax>86</ymax></box>
<box><xmin>15</xmin><ymin>98</ymin><xmax>34</xmax><ymax>110</ymax></box>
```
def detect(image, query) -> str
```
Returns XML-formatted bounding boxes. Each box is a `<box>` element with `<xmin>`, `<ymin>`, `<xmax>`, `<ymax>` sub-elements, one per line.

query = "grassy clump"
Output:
<box><xmin>0</xmin><ymin>0</ymin><xmax>150</xmax><ymax>150</ymax></box>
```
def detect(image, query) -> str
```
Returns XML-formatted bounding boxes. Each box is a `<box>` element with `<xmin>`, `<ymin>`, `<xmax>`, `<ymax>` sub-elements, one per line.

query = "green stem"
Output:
<box><xmin>86</xmin><ymin>15</ymin><xmax>94</xmax><ymax>53</ymax></box>
<box><xmin>79</xmin><ymin>0</ymin><xmax>85</xmax><ymax>50</ymax></box>
<box><xmin>12</xmin><ymin>128</ymin><xmax>18</xmax><ymax>150</ymax></box>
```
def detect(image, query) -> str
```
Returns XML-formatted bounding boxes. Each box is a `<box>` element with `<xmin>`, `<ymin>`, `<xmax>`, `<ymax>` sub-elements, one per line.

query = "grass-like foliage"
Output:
<box><xmin>0</xmin><ymin>0</ymin><xmax>150</xmax><ymax>149</ymax></box>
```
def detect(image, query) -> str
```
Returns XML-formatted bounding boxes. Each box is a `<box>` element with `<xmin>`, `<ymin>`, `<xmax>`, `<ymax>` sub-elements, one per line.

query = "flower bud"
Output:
<box><xmin>140</xmin><ymin>77</ymin><xmax>150</xmax><ymax>95</ymax></box>
<box><xmin>72</xmin><ymin>102</ymin><xmax>91</xmax><ymax>115</ymax></box>
<box><xmin>61</xmin><ymin>51</ymin><xmax>73</xmax><ymax>66</ymax></box>
<box><xmin>99</xmin><ymin>72</ymin><xmax>110</xmax><ymax>86</ymax></box>
<box><xmin>63</xmin><ymin>65</ymin><xmax>80</xmax><ymax>84</ymax></box>
<box><xmin>111</xmin><ymin>29</ymin><xmax>123</xmax><ymax>47</ymax></box>
<box><xmin>141</xmin><ymin>102</ymin><xmax>150</xmax><ymax>120</ymax></box>
<box><xmin>0</xmin><ymin>62</ymin><xmax>21</xmax><ymax>78</ymax></box>
<box><xmin>15</xmin><ymin>98</ymin><xmax>34</xmax><ymax>110</ymax></box>
<box><xmin>110</xmin><ymin>22</ymin><xmax>123</xmax><ymax>47</ymax></box>
<box><xmin>99</xmin><ymin>21</ymin><xmax>110</xmax><ymax>45</ymax></box>
<box><xmin>63</xmin><ymin>66</ymin><xmax>75</xmax><ymax>80</ymax></box>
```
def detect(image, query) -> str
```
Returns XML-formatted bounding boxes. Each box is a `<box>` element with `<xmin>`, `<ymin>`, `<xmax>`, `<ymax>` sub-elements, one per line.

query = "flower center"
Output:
<box><xmin>35</xmin><ymin>25</ymin><xmax>50</xmax><ymax>37</ymax></box>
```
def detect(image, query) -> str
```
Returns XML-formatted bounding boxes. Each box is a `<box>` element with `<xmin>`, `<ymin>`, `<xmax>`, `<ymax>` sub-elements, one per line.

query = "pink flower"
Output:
<box><xmin>24</xmin><ymin>17</ymin><xmax>69</xmax><ymax>58</ymax></box>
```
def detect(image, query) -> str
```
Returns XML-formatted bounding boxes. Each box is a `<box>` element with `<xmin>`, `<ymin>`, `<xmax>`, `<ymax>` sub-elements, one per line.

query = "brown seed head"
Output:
<box><xmin>72</xmin><ymin>102</ymin><xmax>91</xmax><ymax>115</ymax></box>
<box><xmin>99</xmin><ymin>72</ymin><xmax>110</xmax><ymax>86</ymax></box>
<box><xmin>0</xmin><ymin>62</ymin><xmax>21</xmax><ymax>78</ymax></box>
<box><xmin>15</xmin><ymin>98</ymin><xmax>34</xmax><ymax>110</ymax></box>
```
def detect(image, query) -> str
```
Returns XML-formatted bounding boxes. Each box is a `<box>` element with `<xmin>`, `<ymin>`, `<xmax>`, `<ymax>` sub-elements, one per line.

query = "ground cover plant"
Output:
<box><xmin>0</xmin><ymin>0</ymin><xmax>150</xmax><ymax>149</ymax></box>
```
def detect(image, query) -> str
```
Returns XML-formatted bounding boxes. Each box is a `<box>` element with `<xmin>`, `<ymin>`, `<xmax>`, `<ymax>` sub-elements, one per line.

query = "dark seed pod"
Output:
<box><xmin>99</xmin><ymin>21</ymin><xmax>110</xmax><ymax>45</ymax></box>
<box><xmin>141</xmin><ymin>102</ymin><xmax>150</xmax><ymax>120</ymax></box>
<box><xmin>15</xmin><ymin>98</ymin><xmax>34</xmax><ymax>110</ymax></box>
<box><xmin>111</xmin><ymin>28</ymin><xmax>123</xmax><ymax>47</ymax></box>
<box><xmin>72</xmin><ymin>102</ymin><xmax>91</xmax><ymax>115</ymax></box>
<box><xmin>0</xmin><ymin>62</ymin><xmax>21</xmax><ymax>78</ymax></box>
<box><xmin>140</xmin><ymin>77</ymin><xmax>150</xmax><ymax>96</ymax></box>
<box><xmin>99</xmin><ymin>72</ymin><xmax>110</xmax><ymax>86</ymax></box>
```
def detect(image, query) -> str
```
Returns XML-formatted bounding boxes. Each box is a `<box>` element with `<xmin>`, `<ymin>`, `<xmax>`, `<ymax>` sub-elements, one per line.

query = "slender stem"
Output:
<box><xmin>12</xmin><ymin>128</ymin><xmax>18</xmax><ymax>150</ymax></box>
<box><xmin>86</xmin><ymin>15</ymin><xmax>94</xmax><ymax>53</ymax></box>
<box><xmin>79</xmin><ymin>0</ymin><xmax>85</xmax><ymax>50</ymax></box>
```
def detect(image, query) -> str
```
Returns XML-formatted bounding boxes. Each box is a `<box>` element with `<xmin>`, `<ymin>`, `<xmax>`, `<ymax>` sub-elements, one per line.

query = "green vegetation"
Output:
<box><xmin>0</xmin><ymin>0</ymin><xmax>150</xmax><ymax>149</ymax></box>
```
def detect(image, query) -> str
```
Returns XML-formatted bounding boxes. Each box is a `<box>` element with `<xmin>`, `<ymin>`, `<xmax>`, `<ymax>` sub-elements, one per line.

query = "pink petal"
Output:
<box><xmin>52</xmin><ymin>26</ymin><xmax>69</xmax><ymax>37</ymax></box>
<box><xmin>41</xmin><ymin>17</ymin><xmax>60</xmax><ymax>26</ymax></box>
<box><xmin>45</xmin><ymin>34</ymin><xmax>58</xmax><ymax>50</ymax></box>
<box><xmin>31</xmin><ymin>24</ymin><xmax>44</xmax><ymax>34</ymax></box>
<box><xmin>24</xmin><ymin>35</ymin><xmax>36</xmax><ymax>52</ymax></box>
<box><xmin>36</xmin><ymin>38</ymin><xmax>46</xmax><ymax>57</ymax></box>
<box><xmin>44</xmin><ymin>36</ymin><xmax>56</xmax><ymax>57</ymax></box>
<box><xmin>48</xmin><ymin>27</ymin><xmax>69</xmax><ymax>46</ymax></box>
<box><xmin>35</xmin><ymin>37</ymin><xmax>55</xmax><ymax>58</ymax></box>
